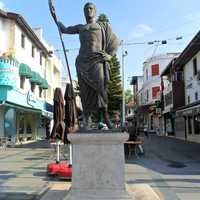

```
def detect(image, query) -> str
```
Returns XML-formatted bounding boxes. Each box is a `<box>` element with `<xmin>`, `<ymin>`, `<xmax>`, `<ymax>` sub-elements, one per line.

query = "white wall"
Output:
<box><xmin>0</xmin><ymin>18</ymin><xmax>12</xmax><ymax>56</ymax></box>
<box><xmin>184</xmin><ymin>51</ymin><xmax>200</xmax><ymax>105</ymax></box>
<box><xmin>14</xmin><ymin>24</ymin><xmax>46</xmax><ymax>74</ymax></box>
<box><xmin>0</xmin><ymin>16</ymin><xmax>62</xmax><ymax>104</ymax></box>
<box><xmin>142</xmin><ymin>54</ymin><xmax>178</xmax><ymax>105</ymax></box>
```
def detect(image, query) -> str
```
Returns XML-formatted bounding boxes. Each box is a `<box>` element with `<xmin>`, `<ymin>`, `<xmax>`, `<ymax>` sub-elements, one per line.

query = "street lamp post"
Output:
<box><xmin>121</xmin><ymin>40</ymin><xmax>128</xmax><ymax>127</ymax></box>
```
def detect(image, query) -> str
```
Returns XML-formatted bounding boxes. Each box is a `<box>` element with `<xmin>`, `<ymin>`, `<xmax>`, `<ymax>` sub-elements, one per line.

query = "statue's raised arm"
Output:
<box><xmin>58</xmin><ymin>22</ymin><xmax>83</xmax><ymax>34</ymax></box>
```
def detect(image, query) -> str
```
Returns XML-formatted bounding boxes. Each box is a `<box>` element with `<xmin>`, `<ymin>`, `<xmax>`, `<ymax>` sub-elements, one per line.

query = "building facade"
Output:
<box><xmin>161</xmin><ymin>55</ymin><xmax>184</xmax><ymax>137</ymax></box>
<box><xmin>0</xmin><ymin>10</ymin><xmax>61</xmax><ymax>143</ymax></box>
<box><xmin>173</xmin><ymin>31</ymin><xmax>200</xmax><ymax>143</ymax></box>
<box><xmin>137</xmin><ymin>53</ymin><xmax>179</xmax><ymax>133</ymax></box>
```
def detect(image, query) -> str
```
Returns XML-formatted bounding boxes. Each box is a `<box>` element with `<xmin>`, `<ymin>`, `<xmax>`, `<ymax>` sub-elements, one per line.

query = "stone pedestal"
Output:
<box><xmin>64</xmin><ymin>133</ymin><xmax>134</xmax><ymax>200</ymax></box>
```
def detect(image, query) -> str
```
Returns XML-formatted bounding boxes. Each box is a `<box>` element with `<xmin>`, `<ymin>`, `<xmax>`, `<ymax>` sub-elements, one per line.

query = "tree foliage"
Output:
<box><xmin>125</xmin><ymin>89</ymin><xmax>133</xmax><ymax>104</ymax></box>
<box><xmin>107</xmin><ymin>55</ymin><xmax>122</xmax><ymax>114</ymax></box>
<box><xmin>97</xmin><ymin>13</ymin><xmax>109</xmax><ymax>23</ymax></box>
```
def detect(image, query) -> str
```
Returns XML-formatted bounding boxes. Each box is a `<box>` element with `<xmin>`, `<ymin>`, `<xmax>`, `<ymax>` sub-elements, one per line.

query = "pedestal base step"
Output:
<box><xmin>64</xmin><ymin>189</ymin><xmax>133</xmax><ymax>200</ymax></box>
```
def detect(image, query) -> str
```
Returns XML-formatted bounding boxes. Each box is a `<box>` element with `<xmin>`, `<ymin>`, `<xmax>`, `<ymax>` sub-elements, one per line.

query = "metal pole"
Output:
<box><xmin>121</xmin><ymin>40</ymin><xmax>127</xmax><ymax>127</ymax></box>
<box><xmin>56</xmin><ymin>141</ymin><xmax>60</xmax><ymax>163</ymax></box>
<box><xmin>69</xmin><ymin>144</ymin><xmax>72</xmax><ymax>166</ymax></box>
<box><xmin>121</xmin><ymin>41</ymin><xmax>125</xmax><ymax>126</ymax></box>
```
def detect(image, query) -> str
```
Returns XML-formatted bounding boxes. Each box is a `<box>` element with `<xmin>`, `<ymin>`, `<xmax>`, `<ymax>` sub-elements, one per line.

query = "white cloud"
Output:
<box><xmin>0</xmin><ymin>1</ymin><xmax>5</xmax><ymax>10</ymax></box>
<box><xmin>129</xmin><ymin>24</ymin><xmax>153</xmax><ymax>39</ymax></box>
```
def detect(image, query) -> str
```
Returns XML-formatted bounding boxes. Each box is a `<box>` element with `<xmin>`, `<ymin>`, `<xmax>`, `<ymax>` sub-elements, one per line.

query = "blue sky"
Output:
<box><xmin>1</xmin><ymin>0</ymin><xmax>200</xmax><ymax>90</ymax></box>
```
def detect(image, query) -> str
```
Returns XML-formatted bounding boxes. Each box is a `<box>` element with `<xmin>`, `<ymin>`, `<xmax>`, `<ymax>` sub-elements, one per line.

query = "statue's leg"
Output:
<box><xmin>103</xmin><ymin>108</ymin><xmax>112</xmax><ymax>129</ymax></box>
<box><xmin>82</xmin><ymin>112</ymin><xmax>89</xmax><ymax>129</ymax></box>
<box><xmin>98</xmin><ymin>109</ymin><xmax>104</xmax><ymax>123</ymax></box>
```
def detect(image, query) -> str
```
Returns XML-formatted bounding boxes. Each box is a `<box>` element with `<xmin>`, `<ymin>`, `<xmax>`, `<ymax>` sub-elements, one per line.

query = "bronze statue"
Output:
<box><xmin>58</xmin><ymin>2</ymin><xmax>119</xmax><ymax>129</ymax></box>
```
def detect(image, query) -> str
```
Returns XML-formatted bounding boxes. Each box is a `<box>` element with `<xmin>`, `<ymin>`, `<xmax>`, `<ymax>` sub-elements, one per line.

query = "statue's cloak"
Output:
<box><xmin>76</xmin><ymin>22</ymin><xmax>119</xmax><ymax>113</ymax></box>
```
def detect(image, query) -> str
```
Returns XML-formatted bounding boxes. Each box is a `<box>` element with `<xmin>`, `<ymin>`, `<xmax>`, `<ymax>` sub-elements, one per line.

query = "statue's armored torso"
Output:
<box><xmin>78</xmin><ymin>23</ymin><xmax>102</xmax><ymax>56</ymax></box>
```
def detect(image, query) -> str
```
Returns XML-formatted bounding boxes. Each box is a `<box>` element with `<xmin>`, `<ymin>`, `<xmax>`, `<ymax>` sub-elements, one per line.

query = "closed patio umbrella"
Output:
<box><xmin>51</xmin><ymin>88</ymin><xmax>65</xmax><ymax>141</ymax></box>
<box><xmin>64</xmin><ymin>83</ymin><xmax>77</xmax><ymax>143</ymax></box>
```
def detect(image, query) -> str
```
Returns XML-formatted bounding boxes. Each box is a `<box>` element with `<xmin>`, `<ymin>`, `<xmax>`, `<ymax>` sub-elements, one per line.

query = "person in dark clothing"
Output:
<box><xmin>45</xmin><ymin>120</ymin><xmax>51</xmax><ymax>139</ymax></box>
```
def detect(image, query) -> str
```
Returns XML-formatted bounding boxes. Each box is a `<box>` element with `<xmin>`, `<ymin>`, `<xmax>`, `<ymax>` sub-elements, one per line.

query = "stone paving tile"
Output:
<box><xmin>177</xmin><ymin>193</ymin><xmax>200</xmax><ymax>200</ymax></box>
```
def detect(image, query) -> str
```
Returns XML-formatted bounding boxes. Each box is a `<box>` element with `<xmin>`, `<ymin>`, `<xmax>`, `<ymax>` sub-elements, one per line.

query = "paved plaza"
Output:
<box><xmin>0</xmin><ymin>136</ymin><xmax>200</xmax><ymax>200</ymax></box>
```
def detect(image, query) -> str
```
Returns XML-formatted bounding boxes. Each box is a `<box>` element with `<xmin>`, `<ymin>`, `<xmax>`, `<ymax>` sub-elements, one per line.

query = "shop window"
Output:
<box><xmin>4</xmin><ymin>108</ymin><xmax>16</xmax><ymax>138</ymax></box>
<box><xmin>40</xmin><ymin>53</ymin><xmax>43</xmax><ymax>66</ymax></box>
<box><xmin>194</xmin><ymin>115</ymin><xmax>200</xmax><ymax>134</ymax></box>
<box><xmin>31</xmin><ymin>82</ymin><xmax>36</xmax><ymax>93</ymax></box>
<box><xmin>193</xmin><ymin>58</ymin><xmax>197</xmax><ymax>76</ymax></box>
<box><xmin>21</xmin><ymin>33</ymin><xmax>25</xmax><ymax>48</ymax></box>
<box><xmin>32</xmin><ymin>45</ymin><xmax>35</xmax><ymax>58</ymax></box>
<box><xmin>151</xmin><ymin>64</ymin><xmax>159</xmax><ymax>76</ymax></box>
<box><xmin>152</xmin><ymin>86</ymin><xmax>160</xmax><ymax>99</ymax></box>
<box><xmin>146</xmin><ymin>69</ymin><xmax>148</xmax><ymax>80</ymax></box>
<box><xmin>19</xmin><ymin>116</ymin><xmax>24</xmax><ymax>135</ymax></box>
<box><xmin>188</xmin><ymin>116</ymin><xmax>192</xmax><ymax>135</ymax></box>
<box><xmin>20</xmin><ymin>76</ymin><xmax>25</xmax><ymax>89</ymax></box>
<box><xmin>26</xmin><ymin>123</ymin><xmax>32</xmax><ymax>134</ymax></box>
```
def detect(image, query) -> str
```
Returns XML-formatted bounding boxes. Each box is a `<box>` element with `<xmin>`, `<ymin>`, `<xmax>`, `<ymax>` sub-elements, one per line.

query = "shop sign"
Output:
<box><xmin>0</xmin><ymin>59</ymin><xmax>19</xmax><ymax>89</ymax></box>
<box><xmin>27</xmin><ymin>90</ymin><xmax>37</xmax><ymax>107</ymax></box>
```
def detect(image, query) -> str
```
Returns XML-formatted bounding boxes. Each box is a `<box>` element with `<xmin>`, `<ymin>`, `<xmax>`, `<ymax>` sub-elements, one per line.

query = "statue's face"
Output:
<box><xmin>84</xmin><ymin>4</ymin><xmax>96</xmax><ymax>20</ymax></box>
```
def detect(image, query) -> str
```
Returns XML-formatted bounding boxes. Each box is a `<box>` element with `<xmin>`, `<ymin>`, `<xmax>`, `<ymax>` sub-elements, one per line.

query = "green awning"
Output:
<box><xmin>40</xmin><ymin>79</ymin><xmax>48</xmax><ymax>89</ymax></box>
<box><xmin>30</xmin><ymin>71</ymin><xmax>43</xmax><ymax>85</ymax></box>
<box><xmin>19</xmin><ymin>63</ymin><xmax>32</xmax><ymax>78</ymax></box>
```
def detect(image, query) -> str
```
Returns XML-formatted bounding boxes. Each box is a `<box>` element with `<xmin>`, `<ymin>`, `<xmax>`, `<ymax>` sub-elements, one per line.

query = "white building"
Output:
<box><xmin>174</xmin><ymin>31</ymin><xmax>200</xmax><ymax>143</ymax></box>
<box><xmin>0</xmin><ymin>9</ymin><xmax>62</xmax><ymax>143</ymax></box>
<box><xmin>140</xmin><ymin>53</ymin><xmax>179</xmax><ymax>132</ymax></box>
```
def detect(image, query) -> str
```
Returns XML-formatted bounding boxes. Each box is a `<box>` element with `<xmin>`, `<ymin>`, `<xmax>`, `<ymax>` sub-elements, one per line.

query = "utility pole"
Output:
<box><xmin>121</xmin><ymin>40</ymin><xmax>128</xmax><ymax>127</ymax></box>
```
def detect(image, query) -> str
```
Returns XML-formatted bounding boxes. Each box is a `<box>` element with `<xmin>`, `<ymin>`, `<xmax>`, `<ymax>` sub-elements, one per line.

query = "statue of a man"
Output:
<box><xmin>58</xmin><ymin>2</ymin><xmax>119</xmax><ymax>129</ymax></box>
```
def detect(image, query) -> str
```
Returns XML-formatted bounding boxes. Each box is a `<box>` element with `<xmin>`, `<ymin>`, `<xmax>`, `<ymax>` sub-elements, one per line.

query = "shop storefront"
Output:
<box><xmin>176</xmin><ymin>103</ymin><xmax>200</xmax><ymax>143</ymax></box>
<box><xmin>163</xmin><ymin>112</ymin><xmax>175</xmax><ymax>136</ymax></box>
<box><xmin>0</xmin><ymin>58</ymin><xmax>51</xmax><ymax>144</ymax></box>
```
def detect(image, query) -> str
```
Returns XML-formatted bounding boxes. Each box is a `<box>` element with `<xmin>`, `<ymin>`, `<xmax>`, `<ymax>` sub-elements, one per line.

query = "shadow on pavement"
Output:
<box><xmin>129</xmin><ymin>134</ymin><xmax>200</xmax><ymax>175</ymax></box>
<box><xmin>14</xmin><ymin>140</ymin><xmax>52</xmax><ymax>149</ymax></box>
<box><xmin>0</xmin><ymin>192</ymin><xmax>37</xmax><ymax>200</ymax></box>
<box><xmin>127</xmin><ymin>178</ymin><xmax>200</xmax><ymax>185</ymax></box>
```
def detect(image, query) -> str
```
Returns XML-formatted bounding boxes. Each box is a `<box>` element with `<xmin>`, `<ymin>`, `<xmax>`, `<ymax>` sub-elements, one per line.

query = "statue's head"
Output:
<box><xmin>84</xmin><ymin>2</ymin><xmax>96</xmax><ymax>22</ymax></box>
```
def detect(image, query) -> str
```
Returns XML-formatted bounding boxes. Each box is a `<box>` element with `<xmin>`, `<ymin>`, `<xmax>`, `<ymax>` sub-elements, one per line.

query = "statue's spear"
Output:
<box><xmin>48</xmin><ymin>0</ymin><xmax>78</xmax><ymax>133</ymax></box>
<box><xmin>48</xmin><ymin>0</ymin><xmax>73</xmax><ymax>87</ymax></box>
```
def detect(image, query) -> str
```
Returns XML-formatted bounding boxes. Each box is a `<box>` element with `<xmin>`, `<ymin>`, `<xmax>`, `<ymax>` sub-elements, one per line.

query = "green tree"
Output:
<box><xmin>125</xmin><ymin>89</ymin><xmax>133</xmax><ymax>104</ymax></box>
<box><xmin>97</xmin><ymin>14</ymin><xmax>122</xmax><ymax>115</ymax></box>
<box><xmin>97</xmin><ymin>13</ymin><xmax>109</xmax><ymax>23</ymax></box>
<box><xmin>108</xmin><ymin>55</ymin><xmax>122</xmax><ymax>114</ymax></box>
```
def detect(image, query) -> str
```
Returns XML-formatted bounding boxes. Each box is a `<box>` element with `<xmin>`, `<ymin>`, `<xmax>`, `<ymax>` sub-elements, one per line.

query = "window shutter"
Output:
<box><xmin>152</xmin><ymin>64</ymin><xmax>159</xmax><ymax>76</ymax></box>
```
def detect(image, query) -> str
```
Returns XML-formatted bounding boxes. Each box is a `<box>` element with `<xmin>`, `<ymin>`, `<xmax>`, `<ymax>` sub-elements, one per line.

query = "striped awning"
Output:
<box><xmin>19</xmin><ymin>63</ymin><xmax>32</xmax><ymax>78</ymax></box>
<box><xmin>30</xmin><ymin>71</ymin><xmax>43</xmax><ymax>85</ymax></box>
<box><xmin>40</xmin><ymin>79</ymin><xmax>48</xmax><ymax>90</ymax></box>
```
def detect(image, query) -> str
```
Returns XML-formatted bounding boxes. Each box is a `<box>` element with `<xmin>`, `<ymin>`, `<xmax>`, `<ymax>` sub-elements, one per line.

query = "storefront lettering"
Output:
<box><xmin>0</xmin><ymin>68</ymin><xmax>15</xmax><ymax>73</ymax></box>
<box><xmin>0</xmin><ymin>61</ymin><xmax>18</xmax><ymax>89</ymax></box>
<box><xmin>27</xmin><ymin>91</ymin><xmax>36</xmax><ymax>107</ymax></box>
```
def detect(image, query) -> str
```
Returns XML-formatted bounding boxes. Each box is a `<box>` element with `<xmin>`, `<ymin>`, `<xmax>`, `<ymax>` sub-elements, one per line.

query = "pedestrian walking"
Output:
<box><xmin>144</xmin><ymin>124</ymin><xmax>149</xmax><ymax>138</ymax></box>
